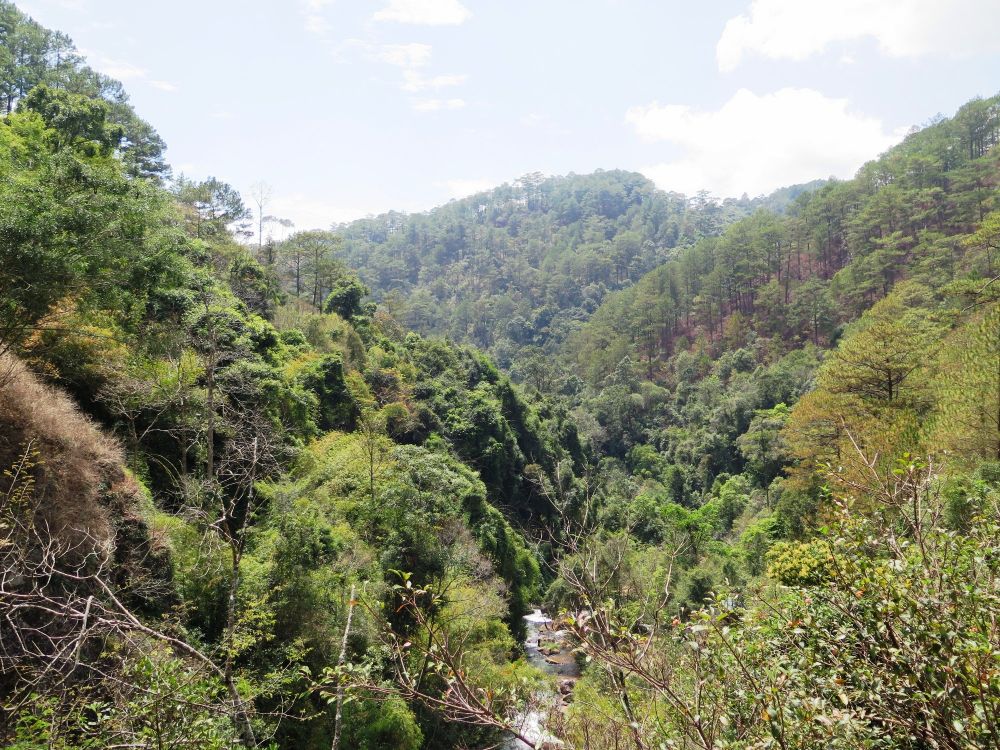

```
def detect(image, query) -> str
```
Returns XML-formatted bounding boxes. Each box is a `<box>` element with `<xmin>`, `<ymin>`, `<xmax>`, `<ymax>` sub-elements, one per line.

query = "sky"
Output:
<box><xmin>13</xmin><ymin>0</ymin><xmax>1000</xmax><ymax>234</ymax></box>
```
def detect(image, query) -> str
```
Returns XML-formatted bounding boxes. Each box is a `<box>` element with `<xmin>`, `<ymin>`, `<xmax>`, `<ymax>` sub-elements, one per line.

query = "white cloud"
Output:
<box><xmin>520</xmin><ymin>112</ymin><xmax>572</xmax><ymax>136</ymax></box>
<box><xmin>412</xmin><ymin>97</ymin><xmax>466</xmax><ymax>112</ymax></box>
<box><xmin>300</xmin><ymin>0</ymin><xmax>336</xmax><ymax>37</ymax></box>
<box><xmin>401</xmin><ymin>70</ymin><xmax>467</xmax><ymax>92</ymax></box>
<box><xmin>270</xmin><ymin>194</ymin><xmax>361</xmax><ymax>230</ymax></box>
<box><xmin>20</xmin><ymin>0</ymin><xmax>88</xmax><ymax>11</ymax></box>
<box><xmin>303</xmin><ymin>14</ymin><xmax>331</xmax><ymax>35</ymax></box>
<box><xmin>102</xmin><ymin>60</ymin><xmax>146</xmax><ymax>80</ymax></box>
<box><xmin>373</xmin><ymin>0</ymin><xmax>471</xmax><ymax>25</ymax></box>
<box><xmin>267</xmin><ymin>192</ymin><xmax>424</xmax><ymax>230</ymax></box>
<box><xmin>626</xmin><ymin>87</ymin><xmax>905</xmax><ymax>197</ymax></box>
<box><xmin>78</xmin><ymin>49</ymin><xmax>147</xmax><ymax>81</ymax></box>
<box><xmin>717</xmin><ymin>0</ymin><xmax>1000</xmax><ymax>72</ymax></box>
<box><xmin>376</xmin><ymin>42</ymin><xmax>433</xmax><ymax>69</ymax></box>
<box><xmin>76</xmin><ymin>47</ymin><xmax>181</xmax><ymax>93</ymax></box>
<box><xmin>366</xmin><ymin>43</ymin><xmax>468</xmax><ymax>98</ymax></box>
<box><xmin>436</xmin><ymin>178</ymin><xmax>495</xmax><ymax>199</ymax></box>
<box><xmin>343</xmin><ymin>37</ymin><xmax>468</xmax><ymax>107</ymax></box>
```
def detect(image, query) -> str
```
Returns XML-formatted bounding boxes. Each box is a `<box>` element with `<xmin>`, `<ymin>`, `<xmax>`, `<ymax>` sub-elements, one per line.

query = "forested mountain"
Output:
<box><xmin>555</xmin><ymin>94</ymin><xmax>1000</xmax><ymax>497</ymax></box>
<box><xmin>571</xmin><ymin>101</ymin><xmax>1000</xmax><ymax>384</ymax></box>
<box><xmin>274</xmin><ymin>171</ymin><xmax>812</xmax><ymax>373</ymax></box>
<box><xmin>3</xmin><ymin>3</ymin><xmax>1000</xmax><ymax>750</ymax></box>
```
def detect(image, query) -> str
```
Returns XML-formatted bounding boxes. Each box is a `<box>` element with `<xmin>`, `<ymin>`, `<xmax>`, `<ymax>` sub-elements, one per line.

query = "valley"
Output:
<box><xmin>1</xmin><ymin>2</ymin><xmax>1000</xmax><ymax>749</ymax></box>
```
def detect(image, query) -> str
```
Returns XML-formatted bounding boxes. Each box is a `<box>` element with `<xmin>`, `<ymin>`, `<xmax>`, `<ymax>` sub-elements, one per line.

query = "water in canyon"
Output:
<box><xmin>505</xmin><ymin>609</ymin><xmax>581</xmax><ymax>749</ymax></box>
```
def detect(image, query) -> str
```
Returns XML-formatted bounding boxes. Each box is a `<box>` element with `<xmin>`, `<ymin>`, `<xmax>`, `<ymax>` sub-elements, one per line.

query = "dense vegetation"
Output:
<box><xmin>531</xmin><ymin>93</ymin><xmax>1000</xmax><ymax>748</ymax></box>
<box><xmin>554</xmin><ymin>94</ymin><xmax>1000</xmax><ymax>497</ymax></box>
<box><xmin>269</xmin><ymin>171</ymin><xmax>819</xmax><ymax>375</ymax></box>
<box><xmin>2</xmin><ymin>3</ymin><xmax>1000</xmax><ymax>749</ymax></box>
<box><xmin>0</xmin><ymin>5</ymin><xmax>577</xmax><ymax>747</ymax></box>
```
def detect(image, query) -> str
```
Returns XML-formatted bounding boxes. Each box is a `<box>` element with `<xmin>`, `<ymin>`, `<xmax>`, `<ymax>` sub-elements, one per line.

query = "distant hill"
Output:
<box><xmin>569</xmin><ymin>94</ymin><xmax>1000</xmax><ymax>386</ymax></box>
<box><xmin>281</xmin><ymin>170</ymin><xmax>823</xmax><ymax>374</ymax></box>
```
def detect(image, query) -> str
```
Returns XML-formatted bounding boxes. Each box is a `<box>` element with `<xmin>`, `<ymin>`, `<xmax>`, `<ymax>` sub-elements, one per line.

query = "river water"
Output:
<box><xmin>504</xmin><ymin>609</ymin><xmax>581</xmax><ymax>749</ymax></box>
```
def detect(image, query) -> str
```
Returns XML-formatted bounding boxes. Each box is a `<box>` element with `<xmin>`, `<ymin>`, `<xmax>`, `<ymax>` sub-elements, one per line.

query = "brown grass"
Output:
<box><xmin>0</xmin><ymin>353</ymin><xmax>128</xmax><ymax>556</ymax></box>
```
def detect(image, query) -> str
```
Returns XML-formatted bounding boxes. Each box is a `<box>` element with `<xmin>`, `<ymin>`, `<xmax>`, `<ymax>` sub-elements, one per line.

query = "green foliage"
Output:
<box><xmin>931</xmin><ymin>302</ymin><xmax>1000</xmax><ymax>463</ymax></box>
<box><xmin>747</xmin><ymin>496</ymin><xmax>1000</xmax><ymax>748</ymax></box>
<box><xmin>21</xmin><ymin>84</ymin><xmax>123</xmax><ymax>153</ymax></box>
<box><xmin>737</xmin><ymin>402</ymin><xmax>791</xmax><ymax>487</ymax></box>
<box><xmin>569</xmin><ymin>96</ymin><xmax>999</xmax><ymax>396</ymax></box>
<box><xmin>8</xmin><ymin>649</ymin><xmax>237</xmax><ymax>750</ymax></box>
<box><xmin>765</xmin><ymin>539</ymin><xmax>833</xmax><ymax>586</ymax></box>
<box><xmin>0</xmin><ymin>11</ymin><xmax>580</xmax><ymax>743</ymax></box>
<box><xmin>173</xmin><ymin>175</ymin><xmax>252</xmax><ymax>239</ymax></box>
<box><xmin>559</xmin><ymin>468</ymin><xmax>1000</xmax><ymax>750</ymax></box>
<box><xmin>715</xmin><ymin>473</ymin><xmax>750</xmax><ymax>531</ymax></box>
<box><xmin>323</xmin><ymin>274</ymin><xmax>370</xmax><ymax>320</ymax></box>
<box><xmin>0</xmin><ymin>107</ymin><xmax>185</xmax><ymax>352</ymax></box>
<box><xmin>300</xmin><ymin>353</ymin><xmax>358</xmax><ymax>431</ymax></box>
<box><xmin>0</xmin><ymin>1</ymin><xmax>167</xmax><ymax>178</ymax></box>
<box><xmin>356</xmin><ymin>698</ymin><xmax>422</xmax><ymax>750</ymax></box>
<box><xmin>6</xmin><ymin>8</ymin><xmax>1000</xmax><ymax>748</ymax></box>
<box><xmin>740</xmin><ymin>514</ymin><xmax>779</xmax><ymax>576</ymax></box>
<box><xmin>275</xmin><ymin>170</ymin><xmax>773</xmax><ymax>372</ymax></box>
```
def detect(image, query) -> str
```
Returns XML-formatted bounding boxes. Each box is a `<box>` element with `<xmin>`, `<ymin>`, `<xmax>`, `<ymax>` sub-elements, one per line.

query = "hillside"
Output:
<box><xmin>571</xmin><ymin>98</ymin><xmax>1000</xmax><ymax>384</ymax></box>
<box><xmin>554</xmin><ymin>94</ymin><xmax>999</xmax><ymax>490</ymax></box>
<box><xmin>0</xmin><ymin>5</ymin><xmax>578</xmax><ymax>747</ymax></box>
<box><xmin>274</xmin><ymin>171</ymin><xmax>818</xmax><ymax>373</ymax></box>
<box><xmin>3</xmin><ymin>3</ymin><xmax>1000</xmax><ymax>749</ymax></box>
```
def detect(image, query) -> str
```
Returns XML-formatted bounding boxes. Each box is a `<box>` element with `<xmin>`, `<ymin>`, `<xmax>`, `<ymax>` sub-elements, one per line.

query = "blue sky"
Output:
<box><xmin>13</xmin><ymin>0</ymin><xmax>1000</xmax><ymax>234</ymax></box>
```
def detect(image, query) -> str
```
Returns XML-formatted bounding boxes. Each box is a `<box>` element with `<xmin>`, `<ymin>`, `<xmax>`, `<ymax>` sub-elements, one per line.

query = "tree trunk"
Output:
<box><xmin>206</xmin><ymin>361</ymin><xmax>215</xmax><ymax>482</ymax></box>
<box><xmin>331</xmin><ymin>584</ymin><xmax>357</xmax><ymax>750</ymax></box>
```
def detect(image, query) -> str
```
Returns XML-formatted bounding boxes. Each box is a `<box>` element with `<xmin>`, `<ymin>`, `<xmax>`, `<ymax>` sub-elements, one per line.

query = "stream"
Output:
<box><xmin>504</xmin><ymin>609</ymin><xmax>581</xmax><ymax>749</ymax></box>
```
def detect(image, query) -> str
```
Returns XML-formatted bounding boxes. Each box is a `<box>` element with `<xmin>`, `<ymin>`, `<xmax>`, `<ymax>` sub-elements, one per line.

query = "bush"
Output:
<box><xmin>765</xmin><ymin>539</ymin><xmax>833</xmax><ymax>586</ymax></box>
<box><xmin>323</xmin><ymin>276</ymin><xmax>369</xmax><ymax>320</ymax></box>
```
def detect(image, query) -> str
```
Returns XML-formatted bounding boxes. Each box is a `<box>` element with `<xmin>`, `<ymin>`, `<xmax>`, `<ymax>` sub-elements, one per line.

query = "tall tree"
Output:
<box><xmin>174</xmin><ymin>176</ymin><xmax>252</xmax><ymax>240</ymax></box>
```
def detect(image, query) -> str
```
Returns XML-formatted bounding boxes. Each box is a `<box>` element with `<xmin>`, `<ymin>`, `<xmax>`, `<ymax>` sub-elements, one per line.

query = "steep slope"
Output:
<box><xmin>5</xmin><ymin>3</ymin><xmax>1000</xmax><ymax>748</ymax></box>
<box><xmin>571</xmin><ymin>96</ymin><xmax>1000</xmax><ymax>384</ymax></box>
<box><xmin>534</xmin><ymin>97</ymin><xmax>1000</xmax><ymax>748</ymax></box>
<box><xmin>0</xmin><ymin>6</ymin><xmax>582</xmax><ymax>747</ymax></box>
<box><xmin>559</xmin><ymin>95</ymin><xmax>1000</xmax><ymax>478</ymax></box>
<box><xmin>0</xmin><ymin>353</ymin><xmax>173</xmax><ymax>721</ymax></box>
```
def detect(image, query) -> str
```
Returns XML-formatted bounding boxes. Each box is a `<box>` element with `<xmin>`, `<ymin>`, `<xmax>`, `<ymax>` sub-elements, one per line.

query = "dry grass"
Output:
<box><xmin>0</xmin><ymin>353</ymin><xmax>130</xmax><ymax>557</ymax></box>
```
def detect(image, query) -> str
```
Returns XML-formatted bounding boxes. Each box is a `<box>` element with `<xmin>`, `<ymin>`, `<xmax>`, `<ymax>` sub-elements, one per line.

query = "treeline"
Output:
<box><xmin>5</xmin><ymin>2</ymin><xmax>1000</xmax><ymax>747</ymax></box>
<box><xmin>543</xmin><ymin>92</ymin><xmax>1000</xmax><ymax>553</ymax></box>
<box><xmin>0</xmin><ymin>0</ymin><xmax>167</xmax><ymax>178</ymax></box>
<box><xmin>542</xmin><ymin>275</ymin><xmax>1000</xmax><ymax>748</ymax></box>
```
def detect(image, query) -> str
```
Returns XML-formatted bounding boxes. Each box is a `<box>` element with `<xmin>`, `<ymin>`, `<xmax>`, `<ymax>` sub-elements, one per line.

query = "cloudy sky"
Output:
<box><xmin>14</xmin><ymin>0</ymin><xmax>1000</xmax><ymax>231</ymax></box>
